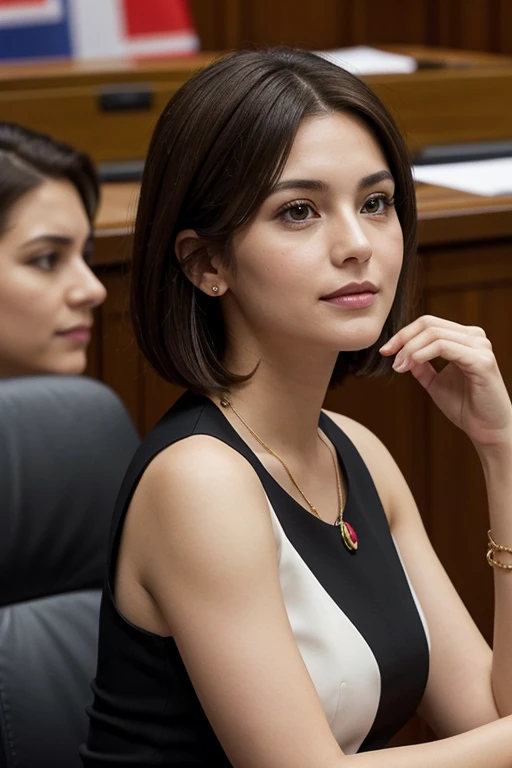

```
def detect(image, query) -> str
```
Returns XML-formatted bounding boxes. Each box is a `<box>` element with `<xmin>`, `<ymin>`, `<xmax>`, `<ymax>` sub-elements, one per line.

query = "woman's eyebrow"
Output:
<box><xmin>270</xmin><ymin>170</ymin><xmax>395</xmax><ymax>197</ymax></box>
<box><xmin>270</xmin><ymin>179</ymin><xmax>328</xmax><ymax>195</ymax></box>
<box><xmin>22</xmin><ymin>234</ymin><xmax>74</xmax><ymax>248</ymax></box>
<box><xmin>21</xmin><ymin>232</ymin><xmax>93</xmax><ymax>250</ymax></box>
<box><xmin>358</xmin><ymin>170</ymin><xmax>395</xmax><ymax>190</ymax></box>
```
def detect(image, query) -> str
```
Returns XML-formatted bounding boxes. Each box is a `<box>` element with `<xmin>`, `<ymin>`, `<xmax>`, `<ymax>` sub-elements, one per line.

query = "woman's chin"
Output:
<box><xmin>334</xmin><ymin>329</ymin><xmax>384</xmax><ymax>353</ymax></box>
<box><xmin>38</xmin><ymin>352</ymin><xmax>88</xmax><ymax>377</ymax></box>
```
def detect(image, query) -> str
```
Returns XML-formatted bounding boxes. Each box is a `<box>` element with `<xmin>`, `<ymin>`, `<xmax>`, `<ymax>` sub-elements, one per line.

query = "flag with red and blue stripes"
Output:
<box><xmin>0</xmin><ymin>0</ymin><xmax>199</xmax><ymax>61</ymax></box>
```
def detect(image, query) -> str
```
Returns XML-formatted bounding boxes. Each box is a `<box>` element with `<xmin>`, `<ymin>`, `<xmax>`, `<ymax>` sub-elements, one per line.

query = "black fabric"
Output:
<box><xmin>0</xmin><ymin>376</ymin><xmax>140</xmax><ymax>768</ymax></box>
<box><xmin>289</xmin><ymin>413</ymin><xmax>429</xmax><ymax>751</ymax></box>
<box><xmin>82</xmin><ymin>391</ymin><xmax>429</xmax><ymax>765</ymax></box>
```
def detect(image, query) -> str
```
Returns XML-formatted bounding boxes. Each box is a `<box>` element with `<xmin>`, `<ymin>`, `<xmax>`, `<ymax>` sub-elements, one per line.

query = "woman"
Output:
<box><xmin>0</xmin><ymin>123</ymin><xmax>106</xmax><ymax>378</ymax></box>
<box><xmin>82</xmin><ymin>49</ymin><xmax>512</xmax><ymax>766</ymax></box>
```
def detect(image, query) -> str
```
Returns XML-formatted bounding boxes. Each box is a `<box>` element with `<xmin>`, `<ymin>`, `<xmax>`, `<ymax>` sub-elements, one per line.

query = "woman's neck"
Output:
<box><xmin>215</xmin><ymin>345</ymin><xmax>339</xmax><ymax>462</ymax></box>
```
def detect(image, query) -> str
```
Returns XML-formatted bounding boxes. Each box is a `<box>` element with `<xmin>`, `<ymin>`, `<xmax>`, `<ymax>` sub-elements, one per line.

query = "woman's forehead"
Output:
<box><xmin>281</xmin><ymin>113</ymin><xmax>388</xmax><ymax>180</ymax></box>
<box><xmin>5</xmin><ymin>180</ymin><xmax>89</xmax><ymax>245</ymax></box>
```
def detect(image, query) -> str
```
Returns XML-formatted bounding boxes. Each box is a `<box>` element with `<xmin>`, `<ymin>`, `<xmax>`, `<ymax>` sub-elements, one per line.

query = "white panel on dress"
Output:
<box><xmin>266</xmin><ymin>495</ymin><xmax>381</xmax><ymax>755</ymax></box>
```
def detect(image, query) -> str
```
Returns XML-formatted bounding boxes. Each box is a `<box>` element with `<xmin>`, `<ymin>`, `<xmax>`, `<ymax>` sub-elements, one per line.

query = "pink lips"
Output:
<box><xmin>56</xmin><ymin>326</ymin><xmax>91</xmax><ymax>344</ymax></box>
<box><xmin>321</xmin><ymin>280</ymin><xmax>378</xmax><ymax>309</ymax></box>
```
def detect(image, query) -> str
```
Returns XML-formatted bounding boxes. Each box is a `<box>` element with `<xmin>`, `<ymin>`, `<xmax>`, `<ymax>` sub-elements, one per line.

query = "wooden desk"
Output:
<box><xmin>0</xmin><ymin>55</ymin><xmax>214</xmax><ymax>164</ymax></box>
<box><xmin>0</xmin><ymin>48</ymin><xmax>511</xmax><ymax>162</ymax></box>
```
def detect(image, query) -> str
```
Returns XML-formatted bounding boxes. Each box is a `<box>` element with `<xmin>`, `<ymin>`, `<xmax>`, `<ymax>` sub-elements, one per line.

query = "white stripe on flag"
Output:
<box><xmin>68</xmin><ymin>0</ymin><xmax>199</xmax><ymax>60</ymax></box>
<box><xmin>0</xmin><ymin>0</ymin><xmax>63</xmax><ymax>27</ymax></box>
<box><xmin>124</xmin><ymin>31</ymin><xmax>199</xmax><ymax>57</ymax></box>
<box><xmin>68</xmin><ymin>0</ymin><xmax>125</xmax><ymax>59</ymax></box>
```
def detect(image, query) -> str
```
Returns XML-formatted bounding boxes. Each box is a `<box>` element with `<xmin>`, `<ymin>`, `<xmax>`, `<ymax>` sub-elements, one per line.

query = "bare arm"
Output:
<box><xmin>479</xmin><ymin>439</ymin><xmax>512</xmax><ymax>716</ymax></box>
<box><xmin>378</xmin><ymin>315</ymin><xmax>512</xmax><ymax>718</ymax></box>
<box><xmin>129</xmin><ymin>434</ymin><xmax>512</xmax><ymax>768</ymax></box>
<box><xmin>350</xmin><ymin>719</ymin><xmax>512</xmax><ymax>767</ymax></box>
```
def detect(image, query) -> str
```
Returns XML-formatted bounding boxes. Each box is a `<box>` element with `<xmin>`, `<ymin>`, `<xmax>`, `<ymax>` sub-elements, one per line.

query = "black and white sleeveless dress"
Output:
<box><xmin>81</xmin><ymin>391</ymin><xmax>430</xmax><ymax>766</ymax></box>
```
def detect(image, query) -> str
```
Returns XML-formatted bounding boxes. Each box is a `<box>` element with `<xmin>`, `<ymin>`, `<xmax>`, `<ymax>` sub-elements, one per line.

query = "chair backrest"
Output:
<box><xmin>0</xmin><ymin>376</ymin><xmax>140</xmax><ymax>768</ymax></box>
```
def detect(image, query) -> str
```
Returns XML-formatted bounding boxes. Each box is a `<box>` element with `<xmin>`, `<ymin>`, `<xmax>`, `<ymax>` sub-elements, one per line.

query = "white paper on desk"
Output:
<box><xmin>316</xmin><ymin>46</ymin><xmax>417</xmax><ymax>75</ymax></box>
<box><xmin>413</xmin><ymin>158</ymin><xmax>512</xmax><ymax>196</ymax></box>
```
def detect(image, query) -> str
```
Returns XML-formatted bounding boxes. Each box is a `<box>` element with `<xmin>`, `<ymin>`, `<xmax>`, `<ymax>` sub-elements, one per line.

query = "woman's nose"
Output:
<box><xmin>329</xmin><ymin>211</ymin><xmax>373</xmax><ymax>265</ymax></box>
<box><xmin>67</xmin><ymin>262</ymin><xmax>107</xmax><ymax>308</ymax></box>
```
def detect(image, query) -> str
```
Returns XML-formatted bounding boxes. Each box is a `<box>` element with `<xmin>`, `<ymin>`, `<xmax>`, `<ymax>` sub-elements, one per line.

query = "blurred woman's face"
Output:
<box><xmin>0</xmin><ymin>178</ymin><xmax>107</xmax><ymax>377</ymax></box>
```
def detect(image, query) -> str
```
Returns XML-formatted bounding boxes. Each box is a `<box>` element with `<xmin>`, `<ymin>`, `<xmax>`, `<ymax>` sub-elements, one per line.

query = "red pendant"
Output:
<box><xmin>340</xmin><ymin>520</ymin><xmax>358</xmax><ymax>551</ymax></box>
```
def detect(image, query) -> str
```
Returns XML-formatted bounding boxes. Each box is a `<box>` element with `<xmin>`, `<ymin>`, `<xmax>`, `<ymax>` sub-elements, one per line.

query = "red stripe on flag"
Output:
<box><xmin>121</xmin><ymin>0</ymin><xmax>194</xmax><ymax>38</ymax></box>
<box><xmin>0</xmin><ymin>0</ymin><xmax>46</xmax><ymax>6</ymax></box>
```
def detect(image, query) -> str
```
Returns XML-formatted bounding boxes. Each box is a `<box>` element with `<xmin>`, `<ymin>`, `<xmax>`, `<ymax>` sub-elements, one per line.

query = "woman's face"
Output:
<box><xmin>222</xmin><ymin>112</ymin><xmax>404</xmax><ymax>357</ymax></box>
<box><xmin>0</xmin><ymin>178</ymin><xmax>106</xmax><ymax>377</ymax></box>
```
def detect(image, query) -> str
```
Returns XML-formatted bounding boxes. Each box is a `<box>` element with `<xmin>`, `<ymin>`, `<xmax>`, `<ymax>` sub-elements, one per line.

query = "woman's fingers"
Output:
<box><xmin>408</xmin><ymin>360</ymin><xmax>437</xmax><ymax>390</ymax></box>
<box><xmin>404</xmin><ymin>338</ymin><xmax>496</xmax><ymax>381</ymax></box>
<box><xmin>380</xmin><ymin>315</ymin><xmax>488</xmax><ymax>358</ymax></box>
<box><xmin>391</xmin><ymin>326</ymin><xmax>492</xmax><ymax>372</ymax></box>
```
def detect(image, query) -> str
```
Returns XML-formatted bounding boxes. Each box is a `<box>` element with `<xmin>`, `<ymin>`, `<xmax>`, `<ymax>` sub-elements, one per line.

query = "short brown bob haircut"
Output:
<box><xmin>131</xmin><ymin>47</ymin><xmax>417</xmax><ymax>395</ymax></box>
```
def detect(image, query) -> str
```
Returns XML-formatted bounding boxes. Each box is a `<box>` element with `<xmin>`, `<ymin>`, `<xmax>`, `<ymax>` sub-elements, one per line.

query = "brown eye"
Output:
<box><xmin>277</xmin><ymin>200</ymin><xmax>318</xmax><ymax>226</ymax></box>
<box><xmin>364</xmin><ymin>196</ymin><xmax>384</xmax><ymax>214</ymax></box>
<box><xmin>28</xmin><ymin>252</ymin><xmax>59</xmax><ymax>271</ymax></box>
<box><xmin>288</xmin><ymin>203</ymin><xmax>311</xmax><ymax>221</ymax></box>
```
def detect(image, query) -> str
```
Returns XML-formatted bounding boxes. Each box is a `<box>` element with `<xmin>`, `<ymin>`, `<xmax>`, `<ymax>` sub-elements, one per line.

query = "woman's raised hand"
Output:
<box><xmin>380</xmin><ymin>315</ymin><xmax>512</xmax><ymax>449</ymax></box>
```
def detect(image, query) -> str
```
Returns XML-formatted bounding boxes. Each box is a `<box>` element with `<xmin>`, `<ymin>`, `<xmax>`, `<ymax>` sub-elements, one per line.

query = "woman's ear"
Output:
<box><xmin>174</xmin><ymin>229</ymin><xmax>228</xmax><ymax>297</ymax></box>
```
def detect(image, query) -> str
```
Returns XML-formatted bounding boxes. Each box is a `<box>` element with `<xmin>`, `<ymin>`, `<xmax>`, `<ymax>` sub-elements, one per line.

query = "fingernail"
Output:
<box><xmin>393</xmin><ymin>355</ymin><xmax>408</xmax><ymax>372</ymax></box>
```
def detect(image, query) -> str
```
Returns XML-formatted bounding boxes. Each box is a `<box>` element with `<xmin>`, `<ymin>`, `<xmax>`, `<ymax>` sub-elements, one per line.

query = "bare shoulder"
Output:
<box><xmin>323</xmin><ymin>409</ymin><xmax>409</xmax><ymax>526</ymax></box>
<box><xmin>139</xmin><ymin>433</ymin><xmax>266</xmax><ymax>508</ymax></box>
<box><xmin>128</xmin><ymin>433</ymin><xmax>276</xmax><ymax>579</ymax></box>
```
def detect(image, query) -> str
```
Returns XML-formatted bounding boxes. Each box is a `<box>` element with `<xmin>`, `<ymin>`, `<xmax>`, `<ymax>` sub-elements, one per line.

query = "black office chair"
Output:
<box><xmin>0</xmin><ymin>376</ymin><xmax>140</xmax><ymax>768</ymax></box>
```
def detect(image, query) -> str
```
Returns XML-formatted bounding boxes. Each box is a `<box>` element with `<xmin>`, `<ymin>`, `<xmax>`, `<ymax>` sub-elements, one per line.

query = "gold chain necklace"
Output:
<box><xmin>220</xmin><ymin>396</ymin><xmax>358</xmax><ymax>552</ymax></box>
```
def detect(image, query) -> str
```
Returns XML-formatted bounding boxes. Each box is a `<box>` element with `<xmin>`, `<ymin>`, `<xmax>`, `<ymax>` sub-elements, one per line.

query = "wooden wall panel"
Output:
<box><xmin>189</xmin><ymin>0</ymin><xmax>512</xmax><ymax>55</ymax></box>
<box><xmin>190</xmin><ymin>0</ymin><xmax>351</xmax><ymax>50</ymax></box>
<box><xmin>239</xmin><ymin>0</ymin><xmax>350</xmax><ymax>50</ymax></box>
<box><xmin>98</xmin><ymin>269</ymin><xmax>143</xmax><ymax>432</ymax></box>
<box><xmin>437</xmin><ymin>0</ymin><xmax>496</xmax><ymax>51</ymax></box>
<box><xmin>189</xmin><ymin>0</ymin><xmax>242</xmax><ymax>50</ymax></box>
<box><xmin>188</xmin><ymin>0</ymin><xmax>222</xmax><ymax>49</ymax></box>
<box><xmin>498</xmin><ymin>0</ymin><xmax>512</xmax><ymax>55</ymax></box>
<box><xmin>351</xmin><ymin>0</ymin><xmax>434</xmax><ymax>46</ymax></box>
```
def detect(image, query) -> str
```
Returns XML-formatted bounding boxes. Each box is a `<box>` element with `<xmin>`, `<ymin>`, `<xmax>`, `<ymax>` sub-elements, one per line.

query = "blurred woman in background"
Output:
<box><xmin>0</xmin><ymin>123</ymin><xmax>106</xmax><ymax>378</ymax></box>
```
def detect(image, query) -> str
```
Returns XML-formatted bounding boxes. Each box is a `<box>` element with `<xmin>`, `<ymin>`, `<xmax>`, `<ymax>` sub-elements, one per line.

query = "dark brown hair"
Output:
<box><xmin>0</xmin><ymin>122</ymin><xmax>99</xmax><ymax>236</ymax></box>
<box><xmin>131</xmin><ymin>48</ymin><xmax>417</xmax><ymax>394</ymax></box>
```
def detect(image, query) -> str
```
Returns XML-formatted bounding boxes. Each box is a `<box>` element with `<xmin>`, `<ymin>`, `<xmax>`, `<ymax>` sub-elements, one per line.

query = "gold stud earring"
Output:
<box><xmin>212</xmin><ymin>285</ymin><xmax>219</xmax><ymax>294</ymax></box>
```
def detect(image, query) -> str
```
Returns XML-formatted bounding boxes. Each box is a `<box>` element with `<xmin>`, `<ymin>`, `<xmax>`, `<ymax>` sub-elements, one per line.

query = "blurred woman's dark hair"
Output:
<box><xmin>0</xmin><ymin>122</ymin><xmax>99</xmax><ymax>236</ymax></box>
<box><xmin>131</xmin><ymin>47</ymin><xmax>418</xmax><ymax>395</ymax></box>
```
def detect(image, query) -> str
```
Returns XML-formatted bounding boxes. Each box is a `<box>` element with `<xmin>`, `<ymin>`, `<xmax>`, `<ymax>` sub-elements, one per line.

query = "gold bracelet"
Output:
<box><xmin>487</xmin><ymin>530</ymin><xmax>512</xmax><ymax>570</ymax></box>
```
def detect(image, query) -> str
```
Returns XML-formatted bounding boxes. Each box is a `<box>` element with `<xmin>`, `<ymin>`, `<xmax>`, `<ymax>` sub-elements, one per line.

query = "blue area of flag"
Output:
<box><xmin>0</xmin><ymin>1</ymin><xmax>72</xmax><ymax>61</ymax></box>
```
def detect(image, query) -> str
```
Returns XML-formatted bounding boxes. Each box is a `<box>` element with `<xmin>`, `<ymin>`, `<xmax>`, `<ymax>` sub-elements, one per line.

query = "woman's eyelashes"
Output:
<box><xmin>361</xmin><ymin>193</ymin><xmax>395</xmax><ymax>215</ymax></box>
<box><xmin>28</xmin><ymin>246</ymin><xmax>94</xmax><ymax>271</ymax></box>
<box><xmin>28</xmin><ymin>252</ymin><xmax>60</xmax><ymax>271</ymax></box>
<box><xmin>276</xmin><ymin>192</ymin><xmax>395</xmax><ymax>227</ymax></box>
<box><xmin>277</xmin><ymin>200</ymin><xmax>318</xmax><ymax>226</ymax></box>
